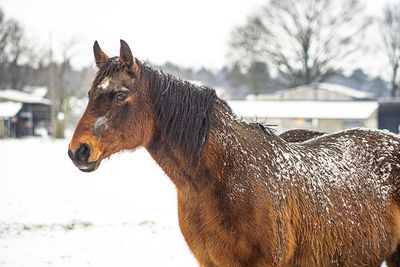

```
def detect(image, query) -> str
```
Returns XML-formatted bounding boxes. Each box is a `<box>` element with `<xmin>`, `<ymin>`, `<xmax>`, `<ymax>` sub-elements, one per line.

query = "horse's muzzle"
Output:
<box><xmin>68</xmin><ymin>143</ymin><xmax>99</xmax><ymax>172</ymax></box>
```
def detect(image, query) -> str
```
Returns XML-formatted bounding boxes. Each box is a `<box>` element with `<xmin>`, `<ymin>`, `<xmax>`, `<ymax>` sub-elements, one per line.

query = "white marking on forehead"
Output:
<box><xmin>93</xmin><ymin>116</ymin><xmax>109</xmax><ymax>137</ymax></box>
<box><xmin>99</xmin><ymin>77</ymin><xmax>110</xmax><ymax>90</ymax></box>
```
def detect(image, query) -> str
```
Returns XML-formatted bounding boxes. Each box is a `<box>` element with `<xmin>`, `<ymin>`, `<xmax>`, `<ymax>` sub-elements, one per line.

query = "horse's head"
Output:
<box><xmin>68</xmin><ymin>40</ymin><xmax>153</xmax><ymax>172</ymax></box>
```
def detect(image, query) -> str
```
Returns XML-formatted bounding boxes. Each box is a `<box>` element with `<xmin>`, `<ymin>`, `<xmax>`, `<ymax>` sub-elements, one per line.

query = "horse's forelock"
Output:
<box><xmin>93</xmin><ymin>57</ymin><xmax>125</xmax><ymax>87</ymax></box>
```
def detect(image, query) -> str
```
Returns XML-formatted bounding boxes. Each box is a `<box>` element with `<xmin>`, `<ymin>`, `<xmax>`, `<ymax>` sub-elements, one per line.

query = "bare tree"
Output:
<box><xmin>6</xmin><ymin>19</ymin><xmax>30</xmax><ymax>89</ymax></box>
<box><xmin>381</xmin><ymin>4</ymin><xmax>400</xmax><ymax>97</ymax></box>
<box><xmin>49</xmin><ymin>38</ymin><xmax>92</xmax><ymax>138</ymax></box>
<box><xmin>0</xmin><ymin>8</ymin><xmax>8</xmax><ymax>60</ymax></box>
<box><xmin>229</xmin><ymin>0</ymin><xmax>370</xmax><ymax>88</ymax></box>
<box><xmin>0</xmin><ymin>7</ymin><xmax>39</xmax><ymax>89</ymax></box>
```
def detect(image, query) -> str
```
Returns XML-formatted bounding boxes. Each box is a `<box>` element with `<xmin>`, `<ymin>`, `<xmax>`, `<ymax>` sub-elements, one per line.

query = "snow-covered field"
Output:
<box><xmin>0</xmin><ymin>137</ymin><xmax>197</xmax><ymax>266</ymax></box>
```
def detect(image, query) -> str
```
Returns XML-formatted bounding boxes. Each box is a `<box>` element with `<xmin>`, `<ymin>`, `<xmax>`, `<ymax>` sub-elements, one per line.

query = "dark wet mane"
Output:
<box><xmin>138</xmin><ymin>61</ymin><xmax>217</xmax><ymax>163</ymax></box>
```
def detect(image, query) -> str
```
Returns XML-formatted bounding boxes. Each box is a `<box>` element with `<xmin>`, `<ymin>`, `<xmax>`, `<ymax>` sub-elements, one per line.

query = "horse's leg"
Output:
<box><xmin>387</xmin><ymin>243</ymin><xmax>400</xmax><ymax>267</ymax></box>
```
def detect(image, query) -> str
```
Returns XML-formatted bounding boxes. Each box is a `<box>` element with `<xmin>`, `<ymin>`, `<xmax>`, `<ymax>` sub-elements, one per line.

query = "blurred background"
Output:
<box><xmin>0</xmin><ymin>0</ymin><xmax>400</xmax><ymax>137</ymax></box>
<box><xmin>0</xmin><ymin>0</ymin><xmax>399</xmax><ymax>266</ymax></box>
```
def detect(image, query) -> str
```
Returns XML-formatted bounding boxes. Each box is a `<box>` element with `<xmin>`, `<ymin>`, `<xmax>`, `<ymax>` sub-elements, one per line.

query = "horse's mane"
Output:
<box><xmin>137</xmin><ymin>61</ymin><xmax>217</xmax><ymax>163</ymax></box>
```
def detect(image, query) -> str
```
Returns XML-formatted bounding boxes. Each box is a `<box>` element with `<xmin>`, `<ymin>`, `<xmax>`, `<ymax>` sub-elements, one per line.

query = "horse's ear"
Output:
<box><xmin>93</xmin><ymin>41</ymin><xmax>109</xmax><ymax>68</ymax></box>
<box><xmin>120</xmin><ymin>39</ymin><xmax>139</xmax><ymax>78</ymax></box>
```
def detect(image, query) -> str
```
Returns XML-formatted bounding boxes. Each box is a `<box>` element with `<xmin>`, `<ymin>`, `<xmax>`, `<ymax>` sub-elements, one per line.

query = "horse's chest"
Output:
<box><xmin>177</xmin><ymin>192</ymin><xmax>274</xmax><ymax>266</ymax></box>
<box><xmin>177</xmin><ymin>194</ymin><xmax>227</xmax><ymax>257</ymax></box>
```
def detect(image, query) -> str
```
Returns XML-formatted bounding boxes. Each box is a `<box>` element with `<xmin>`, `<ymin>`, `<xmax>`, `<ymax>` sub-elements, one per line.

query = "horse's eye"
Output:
<box><xmin>114</xmin><ymin>93</ymin><xmax>128</xmax><ymax>103</ymax></box>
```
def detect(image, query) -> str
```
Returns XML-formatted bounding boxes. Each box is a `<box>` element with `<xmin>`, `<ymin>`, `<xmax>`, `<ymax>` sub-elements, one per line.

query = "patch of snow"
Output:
<box><xmin>0</xmin><ymin>102</ymin><xmax>22</xmax><ymax>118</ymax></box>
<box><xmin>0</xmin><ymin>137</ymin><xmax>197</xmax><ymax>267</ymax></box>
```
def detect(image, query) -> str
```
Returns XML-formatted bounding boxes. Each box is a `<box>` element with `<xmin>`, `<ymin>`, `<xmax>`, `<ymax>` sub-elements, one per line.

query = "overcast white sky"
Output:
<box><xmin>0</xmin><ymin>0</ymin><xmax>399</xmax><ymax>78</ymax></box>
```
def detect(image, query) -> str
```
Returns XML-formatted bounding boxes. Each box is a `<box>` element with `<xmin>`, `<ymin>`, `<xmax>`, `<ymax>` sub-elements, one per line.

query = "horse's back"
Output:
<box><xmin>283</xmin><ymin>128</ymin><xmax>400</xmax><ymax>266</ymax></box>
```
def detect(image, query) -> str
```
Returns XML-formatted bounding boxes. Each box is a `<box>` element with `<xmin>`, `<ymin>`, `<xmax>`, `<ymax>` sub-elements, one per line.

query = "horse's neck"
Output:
<box><xmin>145</xmin><ymin>131</ymin><xmax>191</xmax><ymax>191</ymax></box>
<box><xmin>204</xmin><ymin>103</ymin><xmax>288</xmax><ymax>178</ymax></box>
<box><xmin>146</xmin><ymin>99</ymin><xmax>287</xmax><ymax>193</ymax></box>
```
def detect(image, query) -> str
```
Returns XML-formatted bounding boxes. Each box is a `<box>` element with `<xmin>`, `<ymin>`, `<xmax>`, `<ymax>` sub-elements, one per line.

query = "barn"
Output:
<box><xmin>228</xmin><ymin>100</ymin><xmax>378</xmax><ymax>134</ymax></box>
<box><xmin>0</xmin><ymin>88</ymin><xmax>51</xmax><ymax>138</ymax></box>
<box><xmin>277</xmin><ymin>82</ymin><xmax>374</xmax><ymax>101</ymax></box>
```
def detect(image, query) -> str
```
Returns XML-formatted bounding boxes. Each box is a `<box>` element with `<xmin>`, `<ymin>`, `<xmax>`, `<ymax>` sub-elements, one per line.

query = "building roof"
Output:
<box><xmin>23</xmin><ymin>86</ymin><xmax>48</xmax><ymax>98</ymax></box>
<box><xmin>284</xmin><ymin>83</ymin><xmax>374</xmax><ymax>99</ymax></box>
<box><xmin>0</xmin><ymin>102</ymin><xmax>23</xmax><ymax>118</ymax></box>
<box><xmin>0</xmin><ymin>89</ymin><xmax>51</xmax><ymax>105</ymax></box>
<box><xmin>228</xmin><ymin>100</ymin><xmax>378</xmax><ymax>120</ymax></box>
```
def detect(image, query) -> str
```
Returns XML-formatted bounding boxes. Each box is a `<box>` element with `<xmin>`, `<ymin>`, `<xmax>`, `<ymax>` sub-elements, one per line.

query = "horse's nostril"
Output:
<box><xmin>76</xmin><ymin>143</ymin><xmax>91</xmax><ymax>162</ymax></box>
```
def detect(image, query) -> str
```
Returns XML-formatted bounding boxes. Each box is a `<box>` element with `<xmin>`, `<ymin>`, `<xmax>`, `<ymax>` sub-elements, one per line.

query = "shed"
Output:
<box><xmin>0</xmin><ymin>89</ymin><xmax>51</xmax><ymax>137</ymax></box>
<box><xmin>0</xmin><ymin>102</ymin><xmax>23</xmax><ymax>138</ymax></box>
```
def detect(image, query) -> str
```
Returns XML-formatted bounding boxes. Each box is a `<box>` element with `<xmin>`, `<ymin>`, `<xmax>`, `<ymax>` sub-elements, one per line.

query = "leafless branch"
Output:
<box><xmin>381</xmin><ymin>4</ymin><xmax>400</xmax><ymax>97</ymax></box>
<box><xmin>228</xmin><ymin>0</ymin><xmax>370</xmax><ymax>88</ymax></box>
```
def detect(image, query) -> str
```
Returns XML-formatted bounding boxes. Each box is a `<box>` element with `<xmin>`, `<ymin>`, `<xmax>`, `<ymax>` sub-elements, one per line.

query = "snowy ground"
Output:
<box><xmin>0</xmin><ymin>137</ymin><xmax>197</xmax><ymax>266</ymax></box>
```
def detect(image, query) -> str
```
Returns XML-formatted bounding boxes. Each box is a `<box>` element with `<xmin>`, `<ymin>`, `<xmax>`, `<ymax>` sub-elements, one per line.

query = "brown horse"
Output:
<box><xmin>68</xmin><ymin>40</ymin><xmax>400</xmax><ymax>267</ymax></box>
